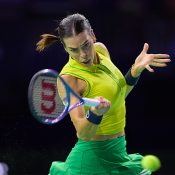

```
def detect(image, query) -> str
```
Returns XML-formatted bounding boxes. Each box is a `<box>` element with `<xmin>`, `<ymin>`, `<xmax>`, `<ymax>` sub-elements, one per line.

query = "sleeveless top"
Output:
<box><xmin>59</xmin><ymin>46</ymin><xmax>127</xmax><ymax>135</ymax></box>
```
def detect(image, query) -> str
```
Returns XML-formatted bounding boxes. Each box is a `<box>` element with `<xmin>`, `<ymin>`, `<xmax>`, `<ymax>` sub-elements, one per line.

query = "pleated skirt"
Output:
<box><xmin>49</xmin><ymin>136</ymin><xmax>145</xmax><ymax>175</ymax></box>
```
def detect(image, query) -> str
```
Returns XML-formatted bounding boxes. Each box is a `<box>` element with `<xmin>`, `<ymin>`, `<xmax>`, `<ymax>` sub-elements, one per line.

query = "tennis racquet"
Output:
<box><xmin>28</xmin><ymin>69</ymin><xmax>100</xmax><ymax>124</ymax></box>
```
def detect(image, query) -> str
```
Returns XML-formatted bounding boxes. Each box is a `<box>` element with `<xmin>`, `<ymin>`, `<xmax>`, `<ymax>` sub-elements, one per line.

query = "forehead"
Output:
<box><xmin>63</xmin><ymin>31</ymin><xmax>92</xmax><ymax>48</ymax></box>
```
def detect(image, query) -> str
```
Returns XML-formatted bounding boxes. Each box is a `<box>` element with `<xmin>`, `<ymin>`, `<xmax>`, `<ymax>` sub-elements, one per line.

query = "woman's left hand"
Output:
<box><xmin>131</xmin><ymin>43</ymin><xmax>171</xmax><ymax>77</ymax></box>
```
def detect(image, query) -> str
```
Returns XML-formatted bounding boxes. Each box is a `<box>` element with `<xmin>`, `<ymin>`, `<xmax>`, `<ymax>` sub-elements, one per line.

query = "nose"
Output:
<box><xmin>80</xmin><ymin>49</ymin><xmax>86</xmax><ymax>59</ymax></box>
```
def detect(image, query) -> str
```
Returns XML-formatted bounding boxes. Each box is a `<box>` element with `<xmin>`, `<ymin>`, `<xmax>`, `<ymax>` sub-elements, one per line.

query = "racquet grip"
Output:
<box><xmin>82</xmin><ymin>97</ymin><xmax>100</xmax><ymax>107</ymax></box>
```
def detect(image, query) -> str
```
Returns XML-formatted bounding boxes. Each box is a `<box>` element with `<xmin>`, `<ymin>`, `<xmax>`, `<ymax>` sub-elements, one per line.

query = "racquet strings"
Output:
<box><xmin>32</xmin><ymin>75</ymin><xmax>65</xmax><ymax>123</ymax></box>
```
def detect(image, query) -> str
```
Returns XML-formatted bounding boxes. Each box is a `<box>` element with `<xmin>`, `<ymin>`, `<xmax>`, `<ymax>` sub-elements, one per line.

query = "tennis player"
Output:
<box><xmin>36</xmin><ymin>13</ymin><xmax>171</xmax><ymax>175</ymax></box>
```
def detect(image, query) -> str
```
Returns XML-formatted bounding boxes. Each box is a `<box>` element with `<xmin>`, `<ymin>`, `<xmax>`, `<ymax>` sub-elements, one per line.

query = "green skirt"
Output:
<box><xmin>49</xmin><ymin>136</ymin><xmax>148</xmax><ymax>175</ymax></box>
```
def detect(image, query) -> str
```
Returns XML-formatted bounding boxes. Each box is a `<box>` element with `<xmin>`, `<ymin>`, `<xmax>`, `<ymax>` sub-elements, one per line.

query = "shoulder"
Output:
<box><xmin>60</xmin><ymin>74</ymin><xmax>78</xmax><ymax>89</ymax></box>
<box><xmin>61</xmin><ymin>74</ymin><xmax>76</xmax><ymax>81</ymax></box>
<box><xmin>94</xmin><ymin>42</ymin><xmax>110</xmax><ymax>59</ymax></box>
<box><xmin>60</xmin><ymin>74</ymin><xmax>85</xmax><ymax>96</ymax></box>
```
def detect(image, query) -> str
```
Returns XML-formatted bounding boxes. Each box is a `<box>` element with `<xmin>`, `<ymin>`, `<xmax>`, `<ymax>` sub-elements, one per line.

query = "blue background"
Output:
<box><xmin>0</xmin><ymin>0</ymin><xmax>175</xmax><ymax>174</ymax></box>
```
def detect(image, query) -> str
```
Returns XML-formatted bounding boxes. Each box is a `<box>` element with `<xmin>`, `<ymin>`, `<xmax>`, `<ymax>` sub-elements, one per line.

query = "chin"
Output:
<box><xmin>83</xmin><ymin>63</ymin><xmax>91</xmax><ymax>68</ymax></box>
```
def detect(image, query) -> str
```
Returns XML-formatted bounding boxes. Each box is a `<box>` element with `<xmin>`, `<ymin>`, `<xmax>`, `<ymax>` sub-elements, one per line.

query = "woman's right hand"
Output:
<box><xmin>89</xmin><ymin>96</ymin><xmax>111</xmax><ymax>116</ymax></box>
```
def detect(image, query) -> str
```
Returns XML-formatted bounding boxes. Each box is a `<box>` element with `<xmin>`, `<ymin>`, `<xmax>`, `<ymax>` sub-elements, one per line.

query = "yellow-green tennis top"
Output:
<box><xmin>60</xmin><ymin>45</ymin><xmax>127</xmax><ymax>135</ymax></box>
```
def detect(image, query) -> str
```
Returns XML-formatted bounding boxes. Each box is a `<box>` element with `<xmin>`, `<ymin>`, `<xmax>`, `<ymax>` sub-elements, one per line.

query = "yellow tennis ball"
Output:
<box><xmin>141</xmin><ymin>155</ymin><xmax>161</xmax><ymax>172</ymax></box>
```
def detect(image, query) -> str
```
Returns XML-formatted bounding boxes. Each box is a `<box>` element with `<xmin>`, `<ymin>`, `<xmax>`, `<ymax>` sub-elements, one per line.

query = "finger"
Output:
<box><xmin>141</xmin><ymin>43</ymin><xmax>149</xmax><ymax>54</ymax></box>
<box><xmin>154</xmin><ymin>54</ymin><xmax>170</xmax><ymax>59</ymax></box>
<box><xmin>100</xmin><ymin>99</ymin><xmax>110</xmax><ymax>106</ymax></box>
<box><xmin>153</xmin><ymin>58</ymin><xmax>171</xmax><ymax>63</ymax></box>
<box><xmin>151</xmin><ymin>62</ymin><xmax>167</xmax><ymax>67</ymax></box>
<box><xmin>99</xmin><ymin>99</ymin><xmax>111</xmax><ymax>109</ymax></box>
<box><xmin>95</xmin><ymin>96</ymin><xmax>103</xmax><ymax>103</ymax></box>
<box><xmin>95</xmin><ymin>97</ymin><xmax>107</xmax><ymax>108</ymax></box>
<box><xmin>104</xmin><ymin>100</ymin><xmax>111</xmax><ymax>107</ymax></box>
<box><xmin>145</xmin><ymin>65</ymin><xmax>154</xmax><ymax>72</ymax></box>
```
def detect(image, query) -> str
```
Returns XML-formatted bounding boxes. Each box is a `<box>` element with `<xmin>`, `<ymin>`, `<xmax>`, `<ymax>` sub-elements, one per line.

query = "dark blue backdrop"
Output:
<box><xmin>0</xmin><ymin>0</ymin><xmax>175</xmax><ymax>174</ymax></box>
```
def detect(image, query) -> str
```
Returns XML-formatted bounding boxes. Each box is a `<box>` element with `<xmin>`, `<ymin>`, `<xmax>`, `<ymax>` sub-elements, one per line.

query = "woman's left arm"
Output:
<box><xmin>125</xmin><ymin>43</ymin><xmax>171</xmax><ymax>97</ymax></box>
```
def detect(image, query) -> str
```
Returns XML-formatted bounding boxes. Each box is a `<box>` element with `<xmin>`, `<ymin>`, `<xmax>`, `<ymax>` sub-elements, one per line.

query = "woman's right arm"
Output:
<box><xmin>59</xmin><ymin>74</ymin><xmax>110</xmax><ymax>141</ymax></box>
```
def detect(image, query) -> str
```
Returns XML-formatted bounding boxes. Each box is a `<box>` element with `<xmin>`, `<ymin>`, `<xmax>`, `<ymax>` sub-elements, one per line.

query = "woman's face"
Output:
<box><xmin>63</xmin><ymin>30</ymin><xmax>97</xmax><ymax>67</ymax></box>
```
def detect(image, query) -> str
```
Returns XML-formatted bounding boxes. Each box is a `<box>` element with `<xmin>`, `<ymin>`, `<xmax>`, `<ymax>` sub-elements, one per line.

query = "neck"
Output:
<box><xmin>93</xmin><ymin>53</ymin><xmax>100</xmax><ymax>65</ymax></box>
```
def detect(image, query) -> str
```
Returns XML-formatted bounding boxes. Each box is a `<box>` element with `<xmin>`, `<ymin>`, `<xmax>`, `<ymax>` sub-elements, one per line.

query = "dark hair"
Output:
<box><xmin>36</xmin><ymin>13</ymin><xmax>92</xmax><ymax>52</ymax></box>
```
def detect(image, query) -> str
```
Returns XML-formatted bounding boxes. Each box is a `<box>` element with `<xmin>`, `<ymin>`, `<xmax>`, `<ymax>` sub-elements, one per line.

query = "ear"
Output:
<box><xmin>60</xmin><ymin>40</ymin><xmax>68</xmax><ymax>52</ymax></box>
<box><xmin>91</xmin><ymin>29</ymin><xmax>96</xmax><ymax>43</ymax></box>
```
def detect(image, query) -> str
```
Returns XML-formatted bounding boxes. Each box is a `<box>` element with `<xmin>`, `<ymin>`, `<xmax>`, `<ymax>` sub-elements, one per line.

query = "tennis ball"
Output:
<box><xmin>141</xmin><ymin>155</ymin><xmax>161</xmax><ymax>172</ymax></box>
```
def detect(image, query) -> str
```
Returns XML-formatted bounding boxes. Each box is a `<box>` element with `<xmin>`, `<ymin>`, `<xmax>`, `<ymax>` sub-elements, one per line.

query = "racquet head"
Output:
<box><xmin>28</xmin><ymin>69</ymin><xmax>100</xmax><ymax>125</ymax></box>
<box><xmin>28</xmin><ymin>69</ymin><xmax>66</xmax><ymax>124</ymax></box>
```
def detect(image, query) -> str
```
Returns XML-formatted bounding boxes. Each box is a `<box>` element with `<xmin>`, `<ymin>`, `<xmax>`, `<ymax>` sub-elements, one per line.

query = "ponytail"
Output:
<box><xmin>36</xmin><ymin>34</ymin><xmax>59</xmax><ymax>52</ymax></box>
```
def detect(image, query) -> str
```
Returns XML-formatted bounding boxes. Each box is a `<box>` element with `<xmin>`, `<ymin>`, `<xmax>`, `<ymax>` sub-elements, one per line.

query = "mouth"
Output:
<box><xmin>82</xmin><ymin>59</ymin><xmax>91</xmax><ymax>64</ymax></box>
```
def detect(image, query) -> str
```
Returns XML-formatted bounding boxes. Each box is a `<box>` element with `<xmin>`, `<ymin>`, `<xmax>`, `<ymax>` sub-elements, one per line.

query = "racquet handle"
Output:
<box><xmin>82</xmin><ymin>97</ymin><xmax>100</xmax><ymax>107</ymax></box>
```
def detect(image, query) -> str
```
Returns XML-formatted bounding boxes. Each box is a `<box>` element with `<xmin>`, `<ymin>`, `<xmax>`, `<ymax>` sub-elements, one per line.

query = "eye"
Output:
<box><xmin>82</xmin><ymin>42</ymin><xmax>91</xmax><ymax>50</ymax></box>
<box><xmin>70</xmin><ymin>48</ymin><xmax>78</xmax><ymax>53</ymax></box>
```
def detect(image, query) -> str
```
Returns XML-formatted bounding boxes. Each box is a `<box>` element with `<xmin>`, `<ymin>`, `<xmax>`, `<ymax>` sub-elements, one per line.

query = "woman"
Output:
<box><xmin>36</xmin><ymin>13</ymin><xmax>170</xmax><ymax>175</ymax></box>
